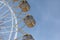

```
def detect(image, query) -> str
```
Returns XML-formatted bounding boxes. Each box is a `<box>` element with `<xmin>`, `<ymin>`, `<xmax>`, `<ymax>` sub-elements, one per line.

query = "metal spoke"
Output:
<box><xmin>0</xmin><ymin>4</ymin><xmax>5</xmax><ymax>10</ymax></box>
<box><xmin>0</xmin><ymin>28</ymin><xmax>27</xmax><ymax>34</ymax></box>
<box><xmin>0</xmin><ymin>13</ymin><xmax>11</xmax><ymax>20</ymax></box>
<box><xmin>0</xmin><ymin>26</ymin><xmax>12</xmax><ymax>30</ymax></box>
<box><xmin>0</xmin><ymin>31</ymin><xmax>13</xmax><ymax>34</ymax></box>
<box><xmin>0</xmin><ymin>10</ymin><xmax>9</xmax><ymax>18</ymax></box>
<box><xmin>0</xmin><ymin>2</ymin><xmax>3</xmax><ymax>6</ymax></box>
<box><xmin>0</xmin><ymin>19</ymin><xmax>12</xmax><ymax>25</ymax></box>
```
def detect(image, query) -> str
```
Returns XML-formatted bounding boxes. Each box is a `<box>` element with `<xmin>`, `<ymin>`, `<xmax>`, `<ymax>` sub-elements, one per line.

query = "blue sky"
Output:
<box><xmin>27</xmin><ymin>0</ymin><xmax>60</xmax><ymax>40</ymax></box>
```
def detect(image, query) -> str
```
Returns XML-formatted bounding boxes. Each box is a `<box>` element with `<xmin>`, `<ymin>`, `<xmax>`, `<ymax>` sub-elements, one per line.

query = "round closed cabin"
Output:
<box><xmin>22</xmin><ymin>34</ymin><xmax>34</xmax><ymax>40</ymax></box>
<box><xmin>23</xmin><ymin>15</ymin><xmax>36</xmax><ymax>28</ymax></box>
<box><xmin>19</xmin><ymin>0</ymin><xmax>30</xmax><ymax>12</ymax></box>
<box><xmin>13</xmin><ymin>0</ymin><xmax>18</xmax><ymax>2</ymax></box>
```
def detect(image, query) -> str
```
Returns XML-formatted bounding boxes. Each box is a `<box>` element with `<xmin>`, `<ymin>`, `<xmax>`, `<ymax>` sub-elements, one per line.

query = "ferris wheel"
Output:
<box><xmin>0</xmin><ymin>0</ymin><xmax>36</xmax><ymax>40</ymax></box>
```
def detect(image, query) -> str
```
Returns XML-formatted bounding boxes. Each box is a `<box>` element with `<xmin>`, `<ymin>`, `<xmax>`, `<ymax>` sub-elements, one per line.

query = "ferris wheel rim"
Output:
<box><xmin>0</xmin><ymin>0</ymin><xmax>18</xmax><ymax>40</ymax></box>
